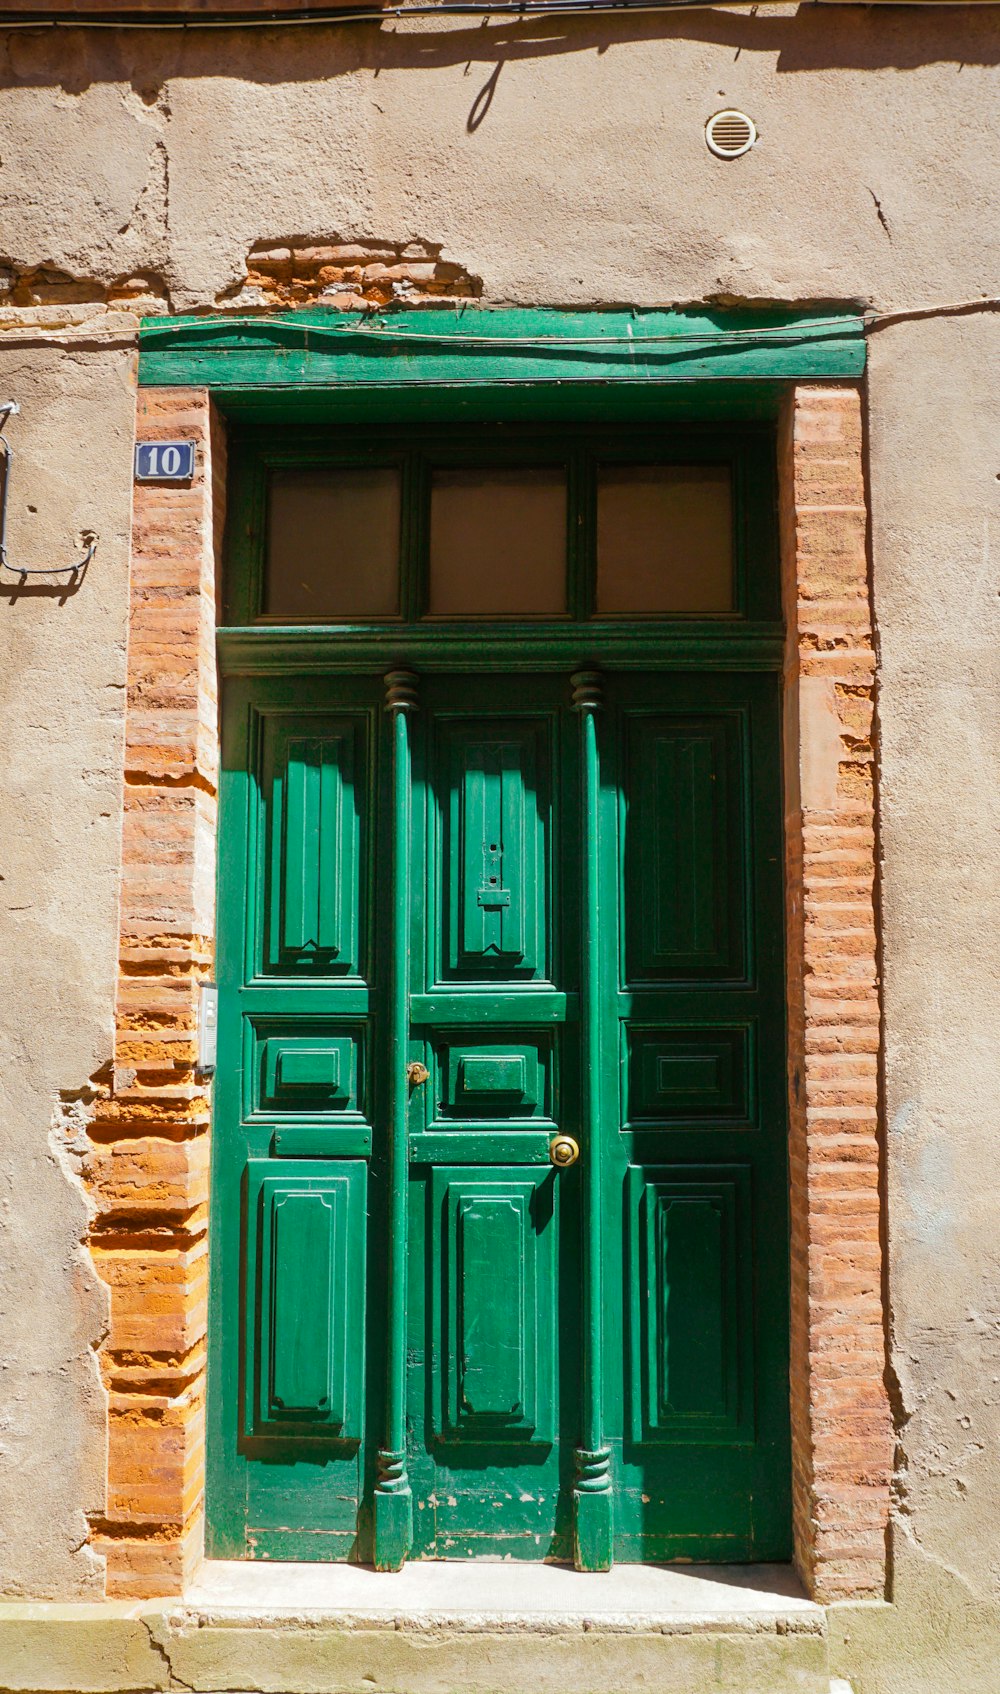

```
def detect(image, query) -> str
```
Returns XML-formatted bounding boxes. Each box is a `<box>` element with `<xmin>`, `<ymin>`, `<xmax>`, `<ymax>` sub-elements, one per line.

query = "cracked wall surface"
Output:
<box><xmin>0</xmin><ymin>8</ymin><xmax>999</xmax><ymax>1688</ymax></box>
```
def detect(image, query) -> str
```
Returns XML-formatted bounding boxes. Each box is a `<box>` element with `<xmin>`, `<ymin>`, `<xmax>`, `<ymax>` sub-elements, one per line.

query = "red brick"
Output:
<box><xmin>781</xmin><ymin>384</ymin><xmax>891</xmax><ymax>1604</ymax></box>
<box><xmin>79</xmin><ymin>389</ymin><xmax>222</xmax><ymax>1599</ymax></box>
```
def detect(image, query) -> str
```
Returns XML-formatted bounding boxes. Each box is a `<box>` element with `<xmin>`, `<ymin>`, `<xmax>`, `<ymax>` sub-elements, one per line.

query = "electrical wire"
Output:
<box><xmin>10</xmin><ymin>0</ymin><xmax>999</xmax><ymax>28</ymax></box>
<box><xmin>141</xmin><ymin>312</ymin><xmax>860</xmax><ymax>349</ymax></box>
<box><xmin>0</xmin><ymin>403</ymin><xmax>97</xmax><ymax>579</ymax></box>
<box><xmin>4</xmin><ymin>0</ymin><xmax>992</xmax><ymax>26</ymax></box>
<box><xmin>0</xmin><ymin>304</ymin><xmax>987</xmax><ymax>584</ymax></box>
<box><xmin>1</xmin><ymin>0</ymin><xmax>810</xmax><ymax>27</ymax></box>
<box><xmin>135</xmin><ymin>299</ymin><xmax>1000</xmax><ymax>351</ymax></box>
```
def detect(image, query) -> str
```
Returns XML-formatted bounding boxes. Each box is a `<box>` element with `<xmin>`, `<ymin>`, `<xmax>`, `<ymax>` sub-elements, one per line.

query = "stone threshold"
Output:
<box><xmin>0</xmin><ymin>1571</ymin><xmax>870</xmax><ymax>1694</ymax></box>
<box><xmin>181</xmin><ymin>1557</ymin><xmax>824</xmax><ymax>1635</ymax></box>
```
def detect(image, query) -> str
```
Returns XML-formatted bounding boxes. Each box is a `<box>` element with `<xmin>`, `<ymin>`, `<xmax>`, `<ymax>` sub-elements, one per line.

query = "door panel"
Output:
<box><xmin>244</xmin><ymin>1160</ymin><xmax>366</xmax><ymax>1441</ymax></box>
<box><xmin>623</xmin><ymin>712</ymin><xmax>745</xmax><ymax>981</ymax></box>
<box><xmin>607</xmin><ymin>675</ymin><xmax>790</xmax><ymax>1561</ymax></box>
<box><xmin>433</xmin><ymin>1169</ymin><xmax>557</xmax><ymax>1446</ymax></box>
<box><xmin>626</xmin><ymin>1164</ymin><xmax>752</xmax><ymax>1444</ymax></box>
<box><xmin>438</xmin><ymin>715</ymin><xmax>553</xmax><ymax>981</ymax></box>
<box><xmin>623</xmin><ymin>1024</ymin><xmax>754</xmax><ymax>1127</ymax></box>
<box><xmin>251</xmin><ymin>1021</ymin><xmax>366</xmax><ymax>1117</ymax></box>
<box><xmin>431</xmin><ymin>1034</ymin><xmax>556</xmax><ymax>1127</ymax></box>
<box><xmin>448</xmin><ymin>1046</ymin><xmax>539</xmax><ymax>1113</ymax></box>
<box><xmin>261</xmin><ymin>716</ymin><xmax>367</xmax><ymax>978</ymax></box>
<box><xmin>209</xmin><ymin>680</ymin><xmax>382</xmax><ymax>1562</ymax></box>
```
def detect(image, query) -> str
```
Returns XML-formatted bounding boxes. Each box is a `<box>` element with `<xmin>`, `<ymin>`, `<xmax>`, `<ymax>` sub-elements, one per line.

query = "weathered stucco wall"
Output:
<box><xmin>1</xmin><ymin>7</ymin><xmax>999</xmax><ymax>315</ymax></box>
<box><xmin>840</xmin><ymin>315</ymin><xmax>1000</xmax><ymax>1691</ymax></box>
<box><xmin>0</xmin><ymin>5</ymin><xmax>998</xmax><ymax>1685</ymax></box>
<box><xmin>0</xmin><ymin>342</ymin><xmax>135</xmax><ymax>1595</ymax></box>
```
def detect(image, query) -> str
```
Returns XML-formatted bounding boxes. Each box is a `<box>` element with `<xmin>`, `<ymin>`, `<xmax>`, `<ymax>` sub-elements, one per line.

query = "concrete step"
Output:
<box><xmin>157</xmin><ymin>1559</ymin><xmax>833</xmax><ymax>1694</ymax></box>
<box><xmin>0</xmin><ymin>1564</ymin><xmax>841</xmax><ymax>1694</ymax></box>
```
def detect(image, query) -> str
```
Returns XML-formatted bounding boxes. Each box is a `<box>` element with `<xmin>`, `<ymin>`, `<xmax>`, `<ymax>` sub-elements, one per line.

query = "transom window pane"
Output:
<box><xmin>266</xmin><ymin>468</ymin><xmax>401</xmax><ymax>618</ymax></box>
<box><xmin>428</xmin><ymin>468</ymin><xmax>566</xmax><ymax>617</ymax></box>
<box><xmin>596</xmin><ymin>465</ymin><xmax>733</xmax><ymax>614</ymax></box>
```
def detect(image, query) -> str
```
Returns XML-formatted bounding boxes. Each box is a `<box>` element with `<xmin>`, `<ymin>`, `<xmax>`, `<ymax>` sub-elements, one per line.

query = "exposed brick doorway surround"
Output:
<box><xmin>86</xmin><ymin>382</ymin><xmax>891</xmax><ymax>1602</ymax></box>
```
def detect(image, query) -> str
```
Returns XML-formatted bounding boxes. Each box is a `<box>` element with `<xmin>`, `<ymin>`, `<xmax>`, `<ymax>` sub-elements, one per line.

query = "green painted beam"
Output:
<box><xmin>138</xmin><ymin>305</ymin><xmax>865</xmax><ymax>392</ymax></box>
<box><xmin>215</xmin><ymin>625</ymin><xmax>786</xmax><ymax>675</ymax></box>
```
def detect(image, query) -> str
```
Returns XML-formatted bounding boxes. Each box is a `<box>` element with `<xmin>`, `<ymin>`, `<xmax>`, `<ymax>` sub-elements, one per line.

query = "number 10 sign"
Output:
<box><xmin>134</xmin><ymin>440</ymin><xmax>196</xmax><ymax>482</ymax></box>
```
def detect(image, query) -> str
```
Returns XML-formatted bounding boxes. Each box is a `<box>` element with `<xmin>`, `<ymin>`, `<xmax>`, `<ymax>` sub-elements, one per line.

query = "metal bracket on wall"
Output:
<box><xmin>0</xmin><ymin>402</ymin><xmax>97</xmax><ymax>581</ymax></box>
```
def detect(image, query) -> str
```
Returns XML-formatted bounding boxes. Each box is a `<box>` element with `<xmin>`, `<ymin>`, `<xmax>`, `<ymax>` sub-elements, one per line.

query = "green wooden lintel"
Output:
<box><xmin>138</xmin><ymin>305</ymin><xmax>865</xmax><ymax>395</ymax></box>
<box><xmin>217</xmin><ymin>624</ymin><xmax>785</xmax><ymax>676</ymax></box>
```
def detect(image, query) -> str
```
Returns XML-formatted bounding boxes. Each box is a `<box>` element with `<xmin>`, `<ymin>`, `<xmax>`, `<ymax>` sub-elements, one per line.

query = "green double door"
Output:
<box><xmin>209</xmin><ymin>666</ymin><xmax>790</xmax><ymax>1567</ymax></box>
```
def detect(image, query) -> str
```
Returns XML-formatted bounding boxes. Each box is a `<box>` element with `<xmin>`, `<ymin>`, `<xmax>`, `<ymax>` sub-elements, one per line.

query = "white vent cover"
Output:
<box><xmin>705</xmin><ymin>109</ymin><xmax>757</xmax><ymax>160</ymax></box>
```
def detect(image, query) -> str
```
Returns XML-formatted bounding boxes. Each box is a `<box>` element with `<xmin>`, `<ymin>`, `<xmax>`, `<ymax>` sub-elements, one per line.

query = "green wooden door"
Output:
<box><xmin>209</xmin><ymin>663</ymin><xmax>789</xmax><ymax>1568</ymax></box>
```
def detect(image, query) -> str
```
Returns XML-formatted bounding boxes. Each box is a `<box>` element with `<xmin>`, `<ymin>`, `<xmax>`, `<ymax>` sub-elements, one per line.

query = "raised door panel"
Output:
<box><xmin>244</xmin><ymin>1161</ymin><xmax>366</xmax><ymax>1441</ymax></box>
<box><xmin>437</xmin><ymin>718</ymin><xmax>552</xmax><ymax>982</ymax></box>
<box><xmin>433</xmin><ymin>1034</ymin><xmax>555</xmax><ymax>1126</ymax></box>
<box><xmin>244</xmin><ymin>1018</ymin><xmax>372</xmax><ymax>1158</ymax></box>
<box><xmin>432</xmin><ymin>1170</ymin><xmax>556</xmax><ymax>1446</ymax></box>
<box><xmin>627</xmin><ymin>1166</ymin><xmax>753</xmax><ymax>1445</ymax></box>
<box><xmin>260</xmin><ymin>716</ymin><xmax>367</xmax><ymax>978</ymax></box>
<box><xmin>411</xmin><ymin>1029</ymin><xmax>558</xmax><ymax>1164</ymax></box>
<box><xmin>623</xmin><ymin>1025</ymin><xmax>755</xmax><ymax>1129</ymax></box>
<box><xmin>248</xmin><ymin>1021</ymin><xmax>368</xmax><ymax>1119</ymax></box>
<box><xmin>623</xmin><ymin>714</ymin><xmax>746</xmax><ymax>981</ymax></box>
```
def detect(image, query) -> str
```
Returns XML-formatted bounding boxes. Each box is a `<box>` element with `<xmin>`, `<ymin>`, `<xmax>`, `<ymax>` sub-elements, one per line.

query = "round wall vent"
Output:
<box><xmin>705</xmin><ymin>109</ymin><xmax>757</xmax><ymax>160</ymax></box>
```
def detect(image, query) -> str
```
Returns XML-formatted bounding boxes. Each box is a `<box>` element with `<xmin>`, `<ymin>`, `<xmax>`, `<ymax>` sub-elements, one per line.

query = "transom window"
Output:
<box><xmin>224</xmin><ymin>424</ymin><xmax>779</xmax><ymax>626</ymax></box>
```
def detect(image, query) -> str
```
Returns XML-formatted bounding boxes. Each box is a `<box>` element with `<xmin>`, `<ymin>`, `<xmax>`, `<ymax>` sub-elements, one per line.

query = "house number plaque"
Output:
<box><xmin>134</xmin><ymin>440</ymin><xmax>196</xmax><ymax>482</ymax></box>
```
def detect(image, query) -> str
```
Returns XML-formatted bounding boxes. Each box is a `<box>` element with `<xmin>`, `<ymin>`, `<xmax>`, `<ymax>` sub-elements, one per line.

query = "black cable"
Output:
<box><xmin>141</xmin><ymin>313</ymin><xmax>860</xmax><ymax>350</ymax></box>
<box><xmin>1</xmin><ymin>0</ymin><xmax>784</xmax><ymax>29</ymax></box>
<box><xmin>0</xmin><ymin>405</ymin><xmax>97</xmax><ymax>579</ymax></box>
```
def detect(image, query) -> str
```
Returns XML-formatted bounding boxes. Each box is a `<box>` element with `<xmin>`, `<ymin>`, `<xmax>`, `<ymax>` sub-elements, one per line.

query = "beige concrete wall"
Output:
<box><xmin>0</xmin><ymin>5</ymin><xmax>998</xmax><ymax>1682</ymax></box>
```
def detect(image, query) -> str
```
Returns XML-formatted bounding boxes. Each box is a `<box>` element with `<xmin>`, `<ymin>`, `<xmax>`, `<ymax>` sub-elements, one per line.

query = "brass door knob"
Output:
<box><xmin>406</xmin><ymin>1061</ymin><xmax>430</xmax><ymax>1088</ymax></box>
<box><xmin>549</xmin><ymin>1134</ymin><xmax>580</xmax><ymax>1168</ymax></box>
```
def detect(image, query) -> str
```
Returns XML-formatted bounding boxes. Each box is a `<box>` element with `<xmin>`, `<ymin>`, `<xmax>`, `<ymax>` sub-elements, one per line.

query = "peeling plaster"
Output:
<box><xmin>219</xmin><ymin>233</ymin><xmax>482</xmax><ymax>309</ymax></box>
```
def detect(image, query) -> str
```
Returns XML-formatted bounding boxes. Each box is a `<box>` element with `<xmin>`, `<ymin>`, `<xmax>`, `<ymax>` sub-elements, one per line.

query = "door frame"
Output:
<box><xmin>207</xmin><ymin>416</ymin><xmax>791</xmax><ymax>1570</ymax></box>
<box><xmin>90</xmin><ymin>310</ymin><xmax>890</xmax><ymax>1603</ymax></box>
